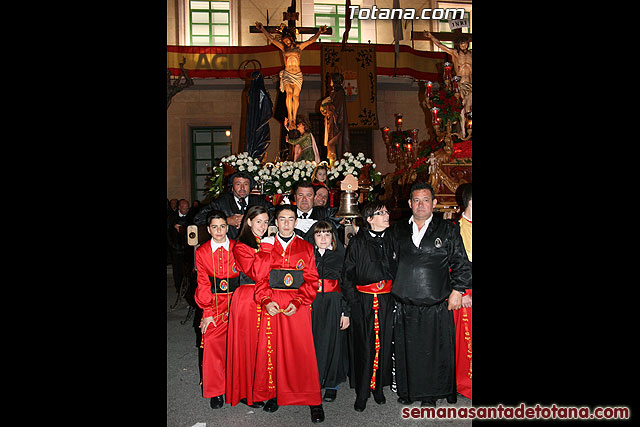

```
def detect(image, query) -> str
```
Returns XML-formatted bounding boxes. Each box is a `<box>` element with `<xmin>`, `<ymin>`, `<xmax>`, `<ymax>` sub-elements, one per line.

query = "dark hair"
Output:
<box><xmin>361</xmin><ymin>201</ymin><xmax>388</xmax><ymax>230</ymax></box>
<box><xmin>274</xmin><ymin>204</ymin><xmax>297</xmax><ymax>219</ymax></box>
<box><xmin>230</xmin><ymin>171</ymin><xmax>254</xmax><ymax>189</ymax></box>
<box><xmin>293</xmin><ymin>180</ymin><xmax>314</xmax><ymax>200</ymax></box>
<box><xmin>281</xmin><ymin>27</ymin><xmax>297</xmax><ymax>43</ymax></box>
<box><xmin>454</xmin><ymin>34</ymin><xmax>471</xmax><ymax>52</ymax></box>
<box><xmin>330</xmin><ymin>72</ymin><xmax>344</xmax><ymax>86</ymax></box>
<box><xmin>206</xmin><ymin>209</ymin><xmax>227</xmax><ymax>226</ymax></box>
<box><xmin>409</xmin><ymin>181</ymin><xmax>435</xmax><ymax>200</ymax></box>
<box><xmin>312</xmin><ymin>220</ymin><xmax>337</xmax><ymax>250</ymax></box>
<box><xmin>312</xmin><ymin>184</ymin><xmax>329</xmax><ymax>207</ymax></box>
<box><xmin>461</xmin><ymin>183</ymin><xmax>472</xmax><ymax>211</ymax></box>
<box><xmin>295</xmin><ymin>115</ymin><xmax>311</xmax><ymax>133</ymax></box>
<box><xmin>311</xmin><ymin>164</ymin><xmax>328</xmax><ymax>182</ymax></box>
<box><xmin>237</xmin><ymin>205</ymin><xmax>270</xmax><ymax>249</ymax></box>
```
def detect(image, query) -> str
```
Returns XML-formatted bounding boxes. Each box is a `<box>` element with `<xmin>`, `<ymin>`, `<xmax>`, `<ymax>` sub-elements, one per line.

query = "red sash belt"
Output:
<box><xmin>356</xmin><ymin>279</ymin><xmax>392</xmax><ymax>294</ymax></box>
<box><xmin>318</xmin><ymin>278</ymin><xmax>340</xmax><ymax>293</ymax></box>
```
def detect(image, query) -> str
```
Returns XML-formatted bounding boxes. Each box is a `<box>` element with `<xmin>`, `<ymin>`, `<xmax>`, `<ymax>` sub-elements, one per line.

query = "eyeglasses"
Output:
<box><xmin>372</xmin><ymin>210</ymin><xmax>390</xmax><ymax>216</ymax></box>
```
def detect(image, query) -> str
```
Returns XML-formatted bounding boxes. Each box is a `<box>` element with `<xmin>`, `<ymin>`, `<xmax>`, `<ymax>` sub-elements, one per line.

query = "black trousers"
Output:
<box><xmin>394</xmin><ymin>299</ymin><xmax>456</xmax><ymax>401</ymax></box>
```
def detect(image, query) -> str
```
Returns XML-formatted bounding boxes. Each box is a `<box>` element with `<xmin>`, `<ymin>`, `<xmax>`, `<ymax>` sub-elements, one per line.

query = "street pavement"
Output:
<box><xmin>167</xmin><ymin>265</ymin><xmax>472</xmax><ymax>427</ymax></box>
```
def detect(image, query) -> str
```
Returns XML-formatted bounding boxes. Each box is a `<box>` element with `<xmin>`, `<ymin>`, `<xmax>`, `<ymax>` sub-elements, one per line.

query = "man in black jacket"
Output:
<box><xmin>193</xmin><ymin>172</ymin><xmax>273</xmax><ymax>239</ymax></box>
<box><xmin>168</xmin><ymin>199</ymin><xmax>195</xmax><ymax>293</ymax></box>
<box><xmin>390</xmin><ymin>182</ymin><xmax>472</xmax><ymax>407</ymax></box>
<box><xmin>292</xmin><ymin>181</ymin><xmax>342</xmax><ymax>241</ymax></box>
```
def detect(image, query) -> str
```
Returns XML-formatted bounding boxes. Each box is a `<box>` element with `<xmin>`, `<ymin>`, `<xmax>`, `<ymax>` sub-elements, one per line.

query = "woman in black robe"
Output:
<box><xmin>306</xmin><ymin>221</ymin><xmax>350</xmax><ymax>403</ymax></box>
<box><xmin>340</xmin><ymin>202</ymin><xmax>396</xmax><ymax>412</ymax></box>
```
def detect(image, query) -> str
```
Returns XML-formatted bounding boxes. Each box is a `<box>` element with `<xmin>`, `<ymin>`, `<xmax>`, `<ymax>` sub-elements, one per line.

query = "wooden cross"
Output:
<box><xmin>249</xmin><ymin>0</ymin><xmax>333</xmax><ymax>37</ymax></box>
<box><xmin>411</xmin><ymin>28</ymin><xmax>472</xmax><ymax>43</ymax></box>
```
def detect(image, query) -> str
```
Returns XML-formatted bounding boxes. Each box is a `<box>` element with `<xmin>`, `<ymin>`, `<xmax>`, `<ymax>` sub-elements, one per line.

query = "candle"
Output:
<box><xmin>426</xmin><ymin>81</ymin><xmax>433</xmax><ymax>97</ymax></box>
<box><xmin>430</xmin><ymin>107</ymin><xmax>440</xmax><ymax>124</ymax></box>
<box><xmin>396</xmin><ymin>113</ymin><xmax>403</xmax><ymax>128</ymax></box>
<box><xmin>452</xmin><ymin>76</ymin><xmax>460</xmax><ymax>92</ymax></box>
<box><xmin>411</xmin><ymin>128</ymin><xmax>419</xmax><ymax>142</ymax></box>
<box><xmin>466</xmin><ymin>112</ymin><xmax>472</xmax><ymax>129</ymax></box>
<box><xmin>382</xmin><ymin>126</ymin><xmax>390</xmax><ymax>139</ymax></box>
<box><xmin>444</xmin><ymin>62</ymin><xmax>452</xmax><ymax>80</ymax></box>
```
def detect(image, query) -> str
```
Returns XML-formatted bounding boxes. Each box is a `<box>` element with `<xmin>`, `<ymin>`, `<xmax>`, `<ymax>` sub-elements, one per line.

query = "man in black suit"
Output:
<box><xmin>193</xmin><ymin>172</ymin><xmax>273</xmax><ymax>239</ymax></box>
<box><xmin>168</xmin><ymin>199</ymin><xmax>196</xmax><ymax>293</ymax></box>
<box><xmin>292</xmin><ymin>181</ymin><xmax>342</xmax><ymax>240</ymax></box>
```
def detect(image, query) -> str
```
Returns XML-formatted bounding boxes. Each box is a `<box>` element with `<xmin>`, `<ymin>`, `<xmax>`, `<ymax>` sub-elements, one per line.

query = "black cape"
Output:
<box><xmin>244</xmin><ymin>71</ymin><xmax>273</xmax><ymax>161</ymax></box>
<box><xmin>306</xmin><ymin>229</ymin><xmax>350</xmax><ymax>389</ymax></box>
<box><xmin>341</xmin><ymin>228</ymin><xmax>396</xmax><ymax>399</ymax></box>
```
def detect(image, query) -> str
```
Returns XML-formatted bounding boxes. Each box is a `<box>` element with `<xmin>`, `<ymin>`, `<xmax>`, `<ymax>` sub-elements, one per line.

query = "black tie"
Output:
<box><xmin>238</xmin><ymin>198</ymin><xmax>247</xmax><ymax>213</ymax></box>
<box><xmin>300</xmin><ymin>212</ymin><xmax>308</xmax><ymax>219</ymax></box>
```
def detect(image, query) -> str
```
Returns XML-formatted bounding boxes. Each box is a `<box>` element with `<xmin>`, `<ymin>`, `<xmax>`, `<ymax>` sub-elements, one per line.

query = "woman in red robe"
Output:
<box><xmin>227</xmin><ymin>205</ymin><xmax>272</xmax><ymax>408</ymax></box>
<box><xmin>253</xmin><ymin>204</ymin><xmax>325</xmax><ymax>423</ymax></box>
<box><xmin>194</xmin><ymin>210</ymin><xmax>240</xmax><ymax>409</ymax></box>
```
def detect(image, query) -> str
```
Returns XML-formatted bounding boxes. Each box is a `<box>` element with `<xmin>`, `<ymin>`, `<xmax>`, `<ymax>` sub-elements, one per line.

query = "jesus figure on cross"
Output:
<box><xmin>256</xmin><ymin>22</ymin><xmax>327</xmax><ymax>131</ymax></box>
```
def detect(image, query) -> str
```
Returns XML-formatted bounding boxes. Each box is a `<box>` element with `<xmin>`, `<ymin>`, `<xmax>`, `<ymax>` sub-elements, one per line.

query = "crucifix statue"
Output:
<box><xmin>167</xmin><ymin>57</ymin><xmax>193</xmax><ymax>109</ymax></box>
<box><xmin>250</xmin><ymin>0</ymin><xmax>330</xmax><ymax>136</ymax></box>
<box><xmin>425</xmin><ymin>31</ymin><xmax>472</xmax><ymax>137</ymax></box>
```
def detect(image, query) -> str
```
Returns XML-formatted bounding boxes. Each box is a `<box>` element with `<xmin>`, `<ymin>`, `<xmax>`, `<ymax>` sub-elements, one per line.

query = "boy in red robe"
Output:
<box><xmin>194</xmin><ymin>210</ymin><xmax>239</xmax><ymax>409</ymax></box>
<box><xmin>253</xmin><ymin>204</ymin><xmax>325</xmax><ymax>423</ymax></box>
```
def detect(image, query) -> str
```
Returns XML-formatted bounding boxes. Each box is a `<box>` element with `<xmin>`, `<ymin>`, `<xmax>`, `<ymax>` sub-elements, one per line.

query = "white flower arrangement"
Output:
<box><xmin>327</xmin><ymin>152</ymin><xmax>375</xmax><ymax>185</ymax></box>
<box><xmin>221</xmin><ymin>152</ymin><xmax>262</xmax><ymax>176</ymax></box>
<box><xmin>262</xmin><ymin>160</ymin><xmax>316</xmax><ymax>195</ymax></box>
<box><xmin>205</xmin><ymin>152</ymin><xmax>380</xmax><ymax>200</ymax></box>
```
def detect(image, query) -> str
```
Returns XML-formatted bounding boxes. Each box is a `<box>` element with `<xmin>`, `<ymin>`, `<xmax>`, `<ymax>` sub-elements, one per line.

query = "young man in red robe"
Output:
<box><xmin>194</xmin><ymin>210</ymin><xmax>240</xmax><ymax>409</ymax></box>
<box><xmin>253</xmin><ymin>204</ymin><xmax>325</xmax><ymax>423</ymax></box>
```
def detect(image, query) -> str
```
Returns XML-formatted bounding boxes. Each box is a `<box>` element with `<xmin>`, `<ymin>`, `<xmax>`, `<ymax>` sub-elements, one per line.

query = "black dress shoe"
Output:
<box><xmin>397</xmin><ymin>397</ymin><xmax>413</xmax><ymax>405</ymax></box>
<box><xmin>263</xmin><ymin>398</ymin><xmax>279</xmax><ymax>413</ymax></box>
<box><xmin>210</xmin><ymin>395</ymin><xmax>224</xmax><ymax>409</ymax></box>
<box><xmin>373</xmin><ymin>391</ymin><xmax>386</xmax><ymax>404</ymax></box>
<box><xmin>446</xmin><ymin>393</ymin><xmax>457</xmax><ymax>404</ymax></box>
<box><xmin>310</xmin><ymin>405</ymin><xmax>325</xmax><ymax>423</ymax></box>
<box><xmin>323</xmin><ymin>389</ymin><xmax>337</xmax><ymax>402</ymax></box>
<box><xmin>240</xmin><ymin>398</ymin><xmax>265</xmax><ymax>408</ymax></box>
<box><xmin>354</xmin><ymin>398</ymin><xmax>367</xmax><ymax>412</ymax></box>
<box><xmin>421</xmin><ymin>398</ymin><xmax>437</xmax><ymax>407</ymax></box>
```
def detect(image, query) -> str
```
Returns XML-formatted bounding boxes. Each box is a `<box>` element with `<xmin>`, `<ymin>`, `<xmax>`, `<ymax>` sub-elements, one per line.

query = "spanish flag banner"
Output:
<box><xmin>167</xmin><ymin>44</ymin><xmax>445</xmax><ymax>82</ymax></box>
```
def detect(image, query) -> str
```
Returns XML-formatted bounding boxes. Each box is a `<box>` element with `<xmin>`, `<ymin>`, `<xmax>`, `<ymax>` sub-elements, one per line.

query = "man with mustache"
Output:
<box><xmin>389</xmin><ymin>181</ymin><xmax>472</xmax><ymax>407</ymax></box>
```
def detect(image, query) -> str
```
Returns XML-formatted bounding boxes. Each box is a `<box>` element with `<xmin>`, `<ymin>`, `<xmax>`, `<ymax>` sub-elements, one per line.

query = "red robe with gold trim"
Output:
<box><xmin>453</xmin><ymin>289</ymin><xmax>472</xmax><ymax>399</ymax></box>
<box><xmin>226</xmin><ymin>240</ymin><xmax>271</xmax><ymax>406</ymax></box>
<box><xmin>453</xmin><ymin>215</ymin><xmax>472</xmax><ymax>399</ymax></box>
<box><xmin>253</xmin><ymin>234</ymin><xmax>322</xmax><ymax>405</ymax></box>
<box><xmin>195</xmin><ymin>238</ymin><xmax>239</xmax><ymax>398</ymax></box>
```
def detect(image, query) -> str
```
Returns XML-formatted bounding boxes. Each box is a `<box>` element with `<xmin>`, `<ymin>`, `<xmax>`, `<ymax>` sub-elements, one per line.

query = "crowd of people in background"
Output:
<box><xmin>167</xmin><ymin>166</ymin><xmax>472</xmax><ymax>424</ymax></box>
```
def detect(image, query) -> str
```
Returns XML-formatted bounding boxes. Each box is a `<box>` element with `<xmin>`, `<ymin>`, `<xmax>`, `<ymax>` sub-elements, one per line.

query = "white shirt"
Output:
<box><xmin>276</xmin><ymin>233</ymin><xmax>296</xmax><ymax>251</ymax></box>
<box><xmin>234</xmin><ymin>196</ymin><xmax>248</xmax><ymax>211</ymax></box>
<box><xmin>409</xmin><ymin>214</ymin><xmax>433</xmax><ymax>248</ymax></box>
<box><xmin>210</xmin><ymin>236</ymin><xmax>230</xmax><ymax>253</ymax></box>
<box><xmin>295</xmin><ymin>208</ymin><xmax>316</xmax><ymax>233</ymax></box>
<box><xmin>317</xmin><ymin>247</ymin><xmax>331</xmax><ymax>256</ymax></box>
